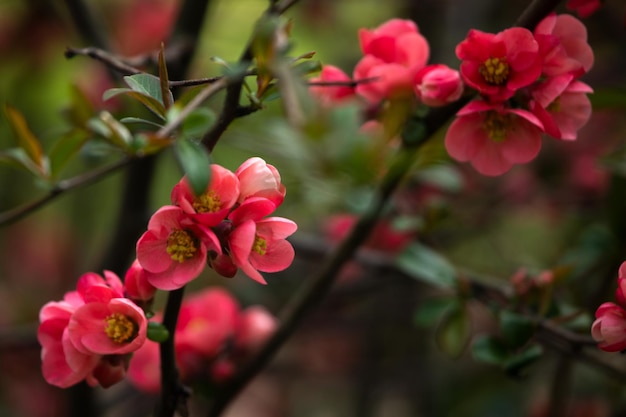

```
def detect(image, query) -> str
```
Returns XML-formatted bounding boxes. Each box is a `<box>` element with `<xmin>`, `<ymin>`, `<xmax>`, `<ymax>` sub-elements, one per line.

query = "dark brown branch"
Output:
<box><xmin>65</xmin><ymin>47</ymin><xmax>143</xmax><ymax>75</ymax></box>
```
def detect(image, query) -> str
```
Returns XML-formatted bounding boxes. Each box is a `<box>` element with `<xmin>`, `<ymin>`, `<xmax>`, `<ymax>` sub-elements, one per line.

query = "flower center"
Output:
<box><xmin>104</xmin><ymin>313</ymin><xmax>137</xmax><ymax>344</ymax></box>
<box><xmin>547</xmin><ymin>97</ymin><xmax>561</xmax><ymax>113</ymax></box>
<box><xmin>252</xmin><ymin>235</ymin><xmax>267</xmax><ymax>256</ymax></box>
<box><xmin>483</xmin><ymin>111</ymin><xmax>510</xmax><ymax>143</ymax></box>
<box><xmin>166</xmin><ymin>229</ymin><xmax>198</xmax><ymax>263</ymax></box>
<box><xmin>479</xmin><ymin>57</ymin><xmax>509</xmax><ymax>85</ymax></box>
<box><xmin>193</xmin><ymin>190</ymin><xmax>222</xmax><ymax>213</ymax></box>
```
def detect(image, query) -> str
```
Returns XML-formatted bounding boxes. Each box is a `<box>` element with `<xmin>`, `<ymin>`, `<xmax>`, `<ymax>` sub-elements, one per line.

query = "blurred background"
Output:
<box><xmin>1</xmin><ymin>0</ymin><xmax>626</xmax><ymax>416</ymax></box>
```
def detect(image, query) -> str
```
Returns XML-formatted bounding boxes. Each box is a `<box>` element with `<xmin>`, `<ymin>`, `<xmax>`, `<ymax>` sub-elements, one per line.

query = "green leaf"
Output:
<box><xmin>414</xmin><ymin>297</ymin><xmax>456</xmax><ymax>327</ymax></box>
<box><xmin>147</xmin><ymin>322</ymin><xmax>170</xmax><ymax>343</ymax></box>
<box><xmin>500</xmin><ymin>310</ymin><xmax>536</xmax><ymax>349</ymax></box>
<box><xmin>435</xmin><ymin>304</ymin><xmax>471</xmax><ymax>358</ymax></box>
<box><xmin>471</xmin><ymin>335</ymin><xmax>510</xmax><ymax>365</ymax></box>
<box><xmin>182</xmin><ymin>107</ymin><xmax>217</xmax><ymax>138</ymax></box>
<box><xmin>124</xmin><ymin>73</ymin><xmax>170</xmax><ymax>105</ymax></box>
<box><xmin>174</xmin><ymin>136</ymin><xmax>211</xmax><ymax>196</ymax></box>
<box><xmin>503</xmin><ymin>344</ymin><xmax>543</xmax><ymax>377</ymax></box>
<box><xmin>102</xmin><ymin>88</ymin><xmax>167</xmax><ymax>119</ymax></box>
<box><xmin>4</xmin><ymin>104</ymin><xmax>48</xmax><ymax>177</ymax></box>
<box><xmin>396</xmin><ymin>242</ymin><xmax>456</xmax><ymax>288</ymax></box>
<box><xmin>292</xmin><ymin>59</ymin><xmax>322</xmax><ymax>76</ymax></box>
<box><xmin>49</xmin><ymin>129</ymin><xmax>89</xmax><ymax>178</ymax></box>
<box><xmin>120</xmin><ymin>117</ymin><xmax>164</xmax><ymax>128</ymax></box>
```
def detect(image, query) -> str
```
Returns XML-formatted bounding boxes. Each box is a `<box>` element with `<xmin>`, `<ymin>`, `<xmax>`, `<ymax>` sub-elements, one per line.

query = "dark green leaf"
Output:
<box><xmin>503</xmin><ymin>344</ymin><xmax>543</xmax><ymax>377</ymax></box>
<box><xmin>435</xmin><ymin>304</ymin><xmax>471</xmax><ymax>358</ymax></box>
<box><xmin>414</xmin><ymin>297</ymin><xmax>456</xmax><ymax>327</ymax></box>
<box><xmin>292</xmin><ymin>59</ymin><xmax>322</xmax><ymax>76</ymax></box>
<box><xmin>396</xmin><ymin>242</ymin><xmax>456</xmax><ymax>288</ymax></box>
<box><xmin>147</xmin><ymin>322</ymin><xmax>170</xmax><ymax>343</ymax></box>
<box><xmin>500</xmin><ymin>310</ymin><xmax>536</xmax><ymax>349</ymax></box>
<box><xmin>471</xmin><ymin>335</ymin><xmax>509</xmax><ymax>365</ymax></box>
<box><xmin>174</xmin><ymin>136</ymin><xmax>211</xmax><ymax>196</ymax></box>
<box><xmin>120</xmin><ymin>117</ymin><xmax>164</xmax><ymax>128</ymax></box>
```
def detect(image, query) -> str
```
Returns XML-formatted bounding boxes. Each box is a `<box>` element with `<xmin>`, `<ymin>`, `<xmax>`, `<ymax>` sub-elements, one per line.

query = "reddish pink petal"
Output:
<box><xmin>251</xmin><ymin>239</ymin><xmax>295</xmax><ymax>273</ymax></box>
<box><xmin>228</xmin><ymin>197</ymin><xmax>276</xmax><ymax>225</ymax></box>
<box><xmin>445</xmin><ymin>112</ymin><xmax>487</xmax><ymax>161</ymax></box>
<box><xmin>136</xmin><ymin>230</ymin><xmax>171</xmax><ymax>273</ymax></box>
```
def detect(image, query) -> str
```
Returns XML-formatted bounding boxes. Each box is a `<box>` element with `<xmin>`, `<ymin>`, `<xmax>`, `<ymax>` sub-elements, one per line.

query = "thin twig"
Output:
<box><xmin>0</xmin><ymin>157</ymin><xmax>132</xmax><ymax>227</ymax></box>
<box><xmin>65</xmin><ymin>47</ymin><xmax>143</xmax><ymax>75</ymax></box>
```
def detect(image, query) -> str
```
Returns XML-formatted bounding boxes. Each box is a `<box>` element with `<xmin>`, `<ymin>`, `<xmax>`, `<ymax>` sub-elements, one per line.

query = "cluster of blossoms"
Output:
<box><xmin>128</xmin><ymin>288</ymin><xmax>277</xmax><ymax>392</ymax></box>
<box><xmin>136</xmin><ymin>157</ymin><xmax>297</xmax><ymax>288</ymax></box>
<box><xmin>38</xmin><ymin>271</ymin><xmax>148</xmax><ymax>388</ymax></box>
<box><xmin>38</xmin><ymin>157</ymin><xmax>293</xmax><ymax>388</ymax></box>
<box><xmin>445</xmin><ymin>13</ymin><xmax>594</xmax><ymax>175</ymax></box>
<box><xmin>591</xmin><ymin>262</ymin><xmax>626</xmax><ymax>352</ymax></box>
<box><xmin>309</xmin><ymin>18</ymin><xmax>463</xmax><ymax>114</ymax></box>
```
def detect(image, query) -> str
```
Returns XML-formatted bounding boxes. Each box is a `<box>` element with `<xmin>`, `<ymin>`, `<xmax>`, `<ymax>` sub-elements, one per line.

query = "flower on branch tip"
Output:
<box><xmin>171</xmin><ymin>164</ymin><xmax>240</xmax><ymax>227</ymax></box>
<box><xmin>414</xmin><ymin>64</ymin><xmax>464</xmax><ymax>107</ymax></box>
<box><xmin>38</xmin><ymin>271</ymin><xmax>147</xmax><ymax>388</ymax></box>
<box><xmin>229</xmin><ymin>215</ymin><xmax>298</xmax><ymax>284</ymax></box>
<box><xmin>236</xmin><ymin>157</ymin><xmax>286</xmax><ymax>207</ymax></box>
<box><xmin>354</xmin><ymin>18</ymin><xmax>429</xmax><ymax>103</ymax></box>
<box><xmin>534</xmin><ymin>13</ymin><xmax>594</xmax><ymax>78</ymax></box>
<box><xmin>444</xmin><ymin>100</ymin><xmax>544</xmax><ymax>176</ymax></box>
<box><xmin>456</xmin><ymin>27</ymin><xmax>542</xmax><ymax>101</ymax></box>
<box><xmin>136</xmin><ymin>205</ymin><xmax>221</xmax><ymax>290</ymax></box>
<box><xmin>530</xmin><ymin>75</ymin><xmax>593</xmax><ymax>141</ymax></box>
<box><xmin>124</xmin><ymin>259</ymin><xmax>157</xmax><ymax>305</ymax></box>
<box><xmin>592</xmin><ymin>302</ymin><xmax>626</xmax><ymax>352</ymax></box>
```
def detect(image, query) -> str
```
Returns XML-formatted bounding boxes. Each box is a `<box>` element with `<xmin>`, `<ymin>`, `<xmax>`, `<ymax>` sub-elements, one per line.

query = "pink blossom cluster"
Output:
<box><xmin>136</xmin><ymin>157</ymin><xmax>297</xmax><ymax>289</ymax></box>
<box><xmin>127</xmin><ymin>288</ymin><xmax>277</xmax><ymax>393</ymax></box>
<box><xmin>38</xmin><ymin>271</ymin><xmax>148</xmax><ymax>388</ymax></box>
<box><xmin>309</xmin><ymin>19</ymin><xmax>463</xmax><ymax>109</ymax></box>
<box><xmin>592</xmin><ymin>262</ymin><xmax>626</xmax><ymax>352</ymax></box>
<box><xmin>445</xmin><ymin>13</ymin><xmax>594</xmax><ymax>176</ymax></box>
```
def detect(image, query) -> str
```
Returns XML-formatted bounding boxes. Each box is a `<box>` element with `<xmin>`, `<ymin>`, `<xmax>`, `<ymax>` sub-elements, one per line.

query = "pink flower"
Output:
<box><xmin>615</xmin><ymin>262</ymin><xmax>626</xmax><ymax>307</ymax></box>
<box><xmin>445</xmin><ymin>100</ymin><xmax>544</xmax><ymax>176</ymax></box>
<box><xmin>229</xmin><ymin>215</ymin><xmax>298</xmax><ymax>284</ymax></box>
<box><xmin>136</xmin><ymin>205</ymin><xmax>221</xmax><ymax>290</ymax></box>
<box><xmin>456</xmin><ymin>27</ymin><xmax>542</xmax><ymax>101</ymax></box>
<box><xmin>530</xmin><ymin>75</ymin><xmax>593</xmax><ymax>140</ymax></box>
<box><xmin>235</xmin><ymin>157</ymin><xmax>286</xmax><ymax>207</ymax></box>
<box><xmin>566</xmin><ymin>0</ymin><xmax>602</xmax><ymax>18</ymax></box>
<box><xmin>38</xmin><ymin>271</ymin><xmax>148</xmax><ymax>388</ymax></box>
<box><xmin>124</xmin><ymin>259</ymin><xmax>157</xmax><ymax>303</ymax></box>
<box><xmin>309</xmin><ymin>65</ymin><xmax>356</xmax><ymax>106</ymax></box>
<box><xmin>354</xmin><ymin>18</ymin><xmax>429</xmax><ymax>103</ymax></box>
<box><xmin>592</xmin><ymin>302</ymin><xmax>626</xmax><ymax>352</ymax></box>
<box><xmin>176</xmin><ymin>289</ymin><xmax>239</xmax><ymax>361</ymax></box>
<box><xmin>171</xmin><ymin>164</ymin><xmax>240</xmax><ymax>227</ymax></box>
<box><xmin>234</xmin><ymin>306</ymin><xmax>277</xmax><ymax>354</ymax></box>
<box><xmin>414</xmin><ymin>64</ymin><xmax>464</xmax><ymax>107</ymax></box>
<box><xmin>535</xmin><ymin>13</ymin><xmax>594</xmax><ymax>77</ymax></box>
<box><xmin>127</xmin><ymin>288</ymin><xmax>240</xmax><ymax>392</ymax></box>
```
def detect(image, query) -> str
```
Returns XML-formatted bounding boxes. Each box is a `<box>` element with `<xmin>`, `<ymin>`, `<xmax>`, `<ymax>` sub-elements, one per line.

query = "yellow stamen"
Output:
<box><xmin>252</xmin><ymin>236</ymin><xmax>268</xmax><ymax>256</ymax></box>
<box><xmin>483</xmin><ymin>111</ymin><xmax>510</xmax><ymax>143</ymax></box>
<box><xmin>479</xmin><ymin>57</ymin><xmax>510</xmax><ymax>85</ymax></box>
<box><xmin>192</xmin><ymin>190</ymin><xmax>222</xmax><ymax>213</ymax></box>
<box><xmin>104</xmin><ymin>313</ymin><xmax>137</xmax><ymax>344</ymax></box>
<box><xmin>166</xmin><ymin>229</ymin><xmax>198</xmax><ymax>263</ymax></box>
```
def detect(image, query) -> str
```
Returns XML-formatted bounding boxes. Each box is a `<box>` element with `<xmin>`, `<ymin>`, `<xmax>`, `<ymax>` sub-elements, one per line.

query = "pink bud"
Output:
<box><xmin>414</xmin><ymin>64</ymin><xmax>463</xmax><ymax>107</ymax></box>
<box><xmin>234</xmin><ymin>306</ymin><xmax>278</xmax><ymax>354</ymax></box>
<box><xmin>591</xmin><ymin>302</ymin><xmax>626</xmax><ymax>352</ymax></box>
<box><xmin>124</xmin><ymin>259</ymin><xmax>157</xmax><ymax>302</ymax></box>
